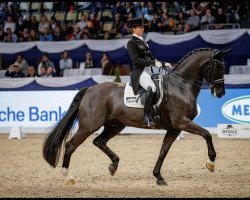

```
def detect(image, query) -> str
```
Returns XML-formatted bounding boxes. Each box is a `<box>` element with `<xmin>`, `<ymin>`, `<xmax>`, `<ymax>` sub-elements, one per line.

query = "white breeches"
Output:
<box><xmin>139</xmin><ymin>70</ymin><xmax>156</xmax><ymax>93</ymax></box>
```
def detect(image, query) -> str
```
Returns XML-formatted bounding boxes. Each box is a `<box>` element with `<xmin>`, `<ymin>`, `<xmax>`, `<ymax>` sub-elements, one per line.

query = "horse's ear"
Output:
<box><xmin>212</xmin><ymin>49</ymin><xmax>223</xmax><ymax>60</ymax></box>
<box><xmin>222</xmin><ymin>48</ymin><xmax>232</xmax><ymax>57</ymax></box>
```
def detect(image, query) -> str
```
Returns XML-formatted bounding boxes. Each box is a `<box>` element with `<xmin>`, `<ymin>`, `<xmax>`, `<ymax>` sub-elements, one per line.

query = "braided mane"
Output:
<box><xmin>174</xmin><ymin>48</ymin><xmax>213</xmax><ymax>69</ymax></box>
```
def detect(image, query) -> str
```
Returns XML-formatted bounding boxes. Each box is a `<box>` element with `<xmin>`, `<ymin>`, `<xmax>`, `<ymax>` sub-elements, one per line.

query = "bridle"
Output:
<box><xmin>202</xmin><ymin>58</ymin><xmax>225</xmax><ymax>88</ymax></box>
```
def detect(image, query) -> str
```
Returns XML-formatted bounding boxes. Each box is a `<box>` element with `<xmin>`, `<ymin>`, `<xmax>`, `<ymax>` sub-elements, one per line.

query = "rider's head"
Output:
<box><xmin>128</xmin><ymin>18</ymin><xmax>146</xmax><ymax>37</ymax></box>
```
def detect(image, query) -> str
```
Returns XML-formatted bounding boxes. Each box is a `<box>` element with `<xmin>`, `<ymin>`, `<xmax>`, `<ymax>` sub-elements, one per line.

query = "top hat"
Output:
<box><xmin>128</xmin><ymin>18</ymin><xmax>147</xmax><ymax>28</ymax></box>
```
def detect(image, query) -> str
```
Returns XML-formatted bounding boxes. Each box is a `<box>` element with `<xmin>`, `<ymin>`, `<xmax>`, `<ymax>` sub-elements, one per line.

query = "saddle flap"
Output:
<box><xmin>124</xmin><ymin>75</ymin><xmax>164</xmax><ymax>109</ymax></box>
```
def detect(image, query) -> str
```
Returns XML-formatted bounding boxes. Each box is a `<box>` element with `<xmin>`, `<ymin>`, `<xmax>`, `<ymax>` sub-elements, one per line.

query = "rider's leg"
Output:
<box><xmin>139</xmin><ymin>71</ymin><xmax>156</xmax><ymax>127</ymax></box>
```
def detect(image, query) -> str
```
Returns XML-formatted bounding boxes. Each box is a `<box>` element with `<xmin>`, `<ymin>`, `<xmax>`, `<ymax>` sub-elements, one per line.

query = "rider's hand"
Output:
<box><xmin>163</xmin><ymin>62</ymin><xmax>172</xmax><ymax>69</ymax></box>
<box><xmin>154</xmin><ymin>60</ymin><xmax>163</xmax><ymax>68</ymax></box>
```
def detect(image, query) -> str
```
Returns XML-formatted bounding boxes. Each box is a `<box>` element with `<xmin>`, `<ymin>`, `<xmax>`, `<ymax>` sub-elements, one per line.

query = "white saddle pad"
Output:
<box><xmin>124</xmin><ymin>75</ymin><xmax>163</xmax><ymax>109</ymax></box>
<box><xmin>124</xmin><ymin>83</ymin><xmax>144</xmax><ymax>108</ymax></box>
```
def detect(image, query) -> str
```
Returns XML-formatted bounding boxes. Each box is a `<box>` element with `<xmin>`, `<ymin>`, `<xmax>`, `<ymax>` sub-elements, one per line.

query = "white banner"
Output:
<box><xmin>217</xmin><ymin>124</ymin><xmax>250</xmax><ymax>138</ymax></box>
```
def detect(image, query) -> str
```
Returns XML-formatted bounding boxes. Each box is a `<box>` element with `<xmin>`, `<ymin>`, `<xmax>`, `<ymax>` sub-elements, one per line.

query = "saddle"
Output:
<box><xmin>124</xmin><ymin>74</ymin><xmax>164</xmax><ymax>109</ymax></box>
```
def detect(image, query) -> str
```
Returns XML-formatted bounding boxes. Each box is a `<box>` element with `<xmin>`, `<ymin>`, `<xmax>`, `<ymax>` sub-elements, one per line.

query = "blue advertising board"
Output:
<box><xmin>195</xmin><ymin>88</ymin><xmax>250</xmax><ymax>127</ymax></box>
<box><xmin>0</xmin><ymin>89</ymin><xmax>249</xmax><ymax>129</ymax></box>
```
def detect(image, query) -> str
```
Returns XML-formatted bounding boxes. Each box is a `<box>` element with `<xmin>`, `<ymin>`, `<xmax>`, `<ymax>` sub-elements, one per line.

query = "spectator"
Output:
<box><xmin>28</xmin><ymin>16</ymin><xmax>39</xmax><ymax>32</ymax></box>
<box><xmin>46</xmin><ymin>66</ymin><xmax>57</xmax><ymax>77</ymax></box>
<box><xmin>38</xmin><ymin>15</ymin><xmax>50</xmax><ymax>33</ymax></box>
<box><xmin>81</xmin><ymin>51</ymin><xmax>96</xmax><ymax>69</ymax></box>
<box><xmin>19</xmin><ymin>28</ymin><xmax>29</xmax><ymax>42</ymax></box>
<box><xmin>160</xmin><ymin>2</ymin><xmax>169</xmax><ymax>16</ymax></box>
<box><xmin>15</xmin><ymin>53</ymin><xmax>29</xmax><ymax>76</ymax></box>
<box><xmin>3</xmin><ymin>15</ymin><xmax>15</xmax><ymax>33</ymax></box>
<box><xmin>149</xmin><ymin>13</ymin><xmax>162</xmax><ymax>32</ymax></box>
<box><xmin>3</xmin><ymin>27</ymin><xmax>17</xmax><ymax>42</ymax></box>
<box><xmin>174</xmin><ymin>11</ymin><xmax>187</xmax><ymax>34</ymax></box>
<box><xmin>5</xmin><ymin>4</ymin><xmax>18</xmax><ymax>23</ymax></box>
<box><xmin>80</xmin><ymin>26</ymin><xmax>93</xmax><ymax>39</ymax></box>
<box><xmin>184</xmin><ymin>9</ymin><xmax>200</xmax><ymax>32</ymax></box>
<box><xmin>5</xmin><ymin>63</ymin><xmax>25</xmax><ymax>78</ymax></box>
<box><xmin>59</xmin><ymin>50</ymin><xmax>73</xmax><ymax>76</ymax></box>
<box><xmin>26</xmin><ymin>66</ymin><xmax>40</xmax><ymax>77</ymax></box>
<box><xmin>168</xmin><ymin>2</ymin><xmax>180</xmax><ymax>18</ymax></box>
<box><xmin>49</xmin><ymin>16</ymin><xmax>60</xmax><ymax>32</ymax></box>
<box><xmin>76</xmin><ymin>14</ymin><xmax>87</xmax><ymax>31</ymax></box>
<box><xmin>200</xmin><ymin>9</ymin><xmax>216</xmax><ymax>25</ymax></box>
<box><xmin>28</xmin><ymin>29</ymin><xmax>39</xmax><ymax>41</ymax></box>
<box><xmin>125</xmin><ymin>2</ymin><xmax>136</xmax><ymax>19</ymax></box>
<box><xmin>159</xmin><ymin>12</ymin><xmax>175</xmax><ymax>32</ymax></box>
<box><xmin>191</xmin><ymin>2</ymin><xmax>209</xmax><ymax>17</ymax></box>
<box><xmin>52</xmin><ymin>25</ymin><xmax>65</xmax><ymax>41</ymax></box>
<box><xmin>37</xmin><ymin>53</ymin><xmax>56</xmax><ymax>75</ymax></box>
<box><xmin>40</xmin><ymin>27</ymin><xmax>53</xmax><ymax>41</ymax></box>
<box><xmin>225</xmin><ymin>4</ymin><xmax>238</xmax><ymax>23</ymax></box>
<box><xmin>16</xmin><ymin>15</ymin><xmax>28</xmax><ymax>38</ymax></box>
<box><xmin>122</xmin><ymin>12</ymin><xmax>134</xmax><ymax>35</ymax></box>
<box><xmin>136</xmin><ymin>2</ymin><xmax>148</xmax><ymax>18</ymax></box>
<box><xmin>99</xmin><ymin>52</ymin><xmax>111</xmax><ymax>74</ymax></box>
<box><xmin>88</xmin><ymin>13</ymin><xmax>101</xmax><ymax>38</ymax></box>
<box><xmin>214</xmin><ymin>8</ymin><xmax>227</xmax><ymax>30</ymax></box>
<box><xmin>73</xmin><ymin>26</ymin><xmax>82</xmax><ymax>40</ymax></box>
<box><xmin>113</xmin><ymin>2</ymin><xmax>127</xmax><ymax>19</ymax></box>
<box><xmin>146</xmin><ymin>2</ymin><xmax>158</xmax><ymax>21</ymax></box>
<box><xmin>40</xmin><ymin>66</ymin><xmax>48</xmax><ymax>77</ymax></box>
<box><xmin>215</xmin><ymin>8</ymin><xmax>227</xmax><ymax>24</ymax></box>
<box><xmin>108</xmin><ymin>13</ymin><xmax>123</xmax><ymax>39</ymax></box>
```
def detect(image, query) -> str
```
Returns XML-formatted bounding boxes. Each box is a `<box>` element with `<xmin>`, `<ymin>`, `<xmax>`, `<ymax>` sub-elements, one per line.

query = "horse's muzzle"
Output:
<box><xmin>212</xmin><ymin>86</ymin><xmax>225</xmax><ymax>98</ymax></box>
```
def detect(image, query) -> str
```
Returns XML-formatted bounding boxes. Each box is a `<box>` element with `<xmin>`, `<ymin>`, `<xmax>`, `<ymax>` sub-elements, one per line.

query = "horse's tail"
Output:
<box><xmin>42</xmin><ymin>87</ymin><xmax>89</xmax><ymax>168</ymax></box>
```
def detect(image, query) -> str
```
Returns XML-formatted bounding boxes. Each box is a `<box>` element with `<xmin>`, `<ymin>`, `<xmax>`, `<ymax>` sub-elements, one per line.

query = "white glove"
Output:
<box><xmin>164</xmin><ymin>62</ymin><xmax>172</xmax><ymax>69</ymax></box>
<box><xmin>154</xmin><ymin>60</ymin><xmax>163</xmax><ymax>68</ymax></box>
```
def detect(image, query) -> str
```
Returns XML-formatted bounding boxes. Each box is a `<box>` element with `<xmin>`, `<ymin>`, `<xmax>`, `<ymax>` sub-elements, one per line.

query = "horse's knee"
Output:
<box><xmin>93</xmin><ymin>137</ymin><xmax>106</xmax><ymax>147</ymax></box>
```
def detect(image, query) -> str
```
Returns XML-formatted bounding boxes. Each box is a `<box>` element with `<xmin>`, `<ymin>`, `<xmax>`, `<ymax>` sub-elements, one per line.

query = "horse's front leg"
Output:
<box><xmin>179</xmin><ymin>120</ymin><xmax>216</xmax><ymax>172</ymax></box>
<box><xmin>153</xmin><ymin>129</ymin><xmax>180</xmax><ymax>185</ymax></box>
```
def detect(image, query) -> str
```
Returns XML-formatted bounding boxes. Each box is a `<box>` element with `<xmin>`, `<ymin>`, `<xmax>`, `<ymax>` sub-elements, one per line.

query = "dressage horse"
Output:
<box><xmin>43</xmin><ymin>48</ymin><xmax>231</xmax><ymax>186</ymax></box>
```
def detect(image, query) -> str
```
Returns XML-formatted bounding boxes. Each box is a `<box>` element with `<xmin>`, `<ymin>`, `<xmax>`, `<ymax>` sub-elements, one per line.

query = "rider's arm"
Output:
<box><xmin>127</xmin><ymin>40</ymin><xmax>155</xmax><ymax>68</ymax></box>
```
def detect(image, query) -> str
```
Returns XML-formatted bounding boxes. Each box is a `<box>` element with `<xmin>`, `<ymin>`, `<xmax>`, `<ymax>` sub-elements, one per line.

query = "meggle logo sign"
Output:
<box><xmin>222</xmin><ymin>95</ymin><xmax>250</xmax><ymax>124</ymax></box>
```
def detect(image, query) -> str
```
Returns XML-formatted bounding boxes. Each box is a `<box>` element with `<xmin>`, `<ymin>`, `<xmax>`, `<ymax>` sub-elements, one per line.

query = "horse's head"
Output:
<box><xmin>202</xmin><ymin>49</ymin><xmax>232</xmax><ymax>98</ymax></box>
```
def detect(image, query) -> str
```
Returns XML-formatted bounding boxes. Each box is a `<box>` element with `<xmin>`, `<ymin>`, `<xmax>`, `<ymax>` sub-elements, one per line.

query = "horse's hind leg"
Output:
<box><xmin>93</xmin><ymin>119</ymin><xmax>125</xmax><ymax>176</ymax></box>
<box><xmin>61</xmin><ymin>128</ymin><xmax>91</xmax><ymax>184</ymax></box>
<box><xmin>153</xmin><ymin>129</ymin><xmax>180</xmax><ymax>186</ymax></box>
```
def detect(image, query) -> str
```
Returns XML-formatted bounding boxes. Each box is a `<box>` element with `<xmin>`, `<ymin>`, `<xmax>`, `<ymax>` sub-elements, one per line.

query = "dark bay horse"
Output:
<box><xmin>43</xmin><ymin>48</ymin><xmax>231</xmax><ymax>186</ymax></box>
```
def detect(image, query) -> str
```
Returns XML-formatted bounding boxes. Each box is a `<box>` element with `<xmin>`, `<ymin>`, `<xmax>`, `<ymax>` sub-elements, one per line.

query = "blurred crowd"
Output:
<box><xmin>0</xmin><ymin>2</ymin><xmax>247</xmax><ymax>78</ymax></box>
<box><xmin>0</xmin><ymin>1</ymin><xmax>246</xmax><ymax>42</ymax></box>
<box><xmin>0</xmin><ymin>51</ymin><xmax>112</xmax><ymax>78</ymax></box>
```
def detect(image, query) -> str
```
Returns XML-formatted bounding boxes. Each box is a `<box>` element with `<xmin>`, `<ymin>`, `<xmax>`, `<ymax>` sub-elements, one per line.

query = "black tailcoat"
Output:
<box><xmin>127</xmin><ymin>36</ymin><xmax>155</xmax><ymax>94</ymax></box>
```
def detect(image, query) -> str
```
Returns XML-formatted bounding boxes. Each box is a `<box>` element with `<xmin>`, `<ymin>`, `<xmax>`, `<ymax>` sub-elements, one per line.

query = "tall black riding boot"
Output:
<box><xmin>142</xmin><ymin>86</ymin><xmax>156</xmax><ymax>127</ymax></box>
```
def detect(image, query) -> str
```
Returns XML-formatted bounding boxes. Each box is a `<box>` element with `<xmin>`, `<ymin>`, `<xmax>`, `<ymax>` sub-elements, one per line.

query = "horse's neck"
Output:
<box><xmin>175</xmin><ymin>51</ymin><xmax>211</xmax><ymax>81</ymax></box>
<box><xmin>169</xmin><ymin>51</ymin><xmax>212</xmax><ymax>98</ymax></box>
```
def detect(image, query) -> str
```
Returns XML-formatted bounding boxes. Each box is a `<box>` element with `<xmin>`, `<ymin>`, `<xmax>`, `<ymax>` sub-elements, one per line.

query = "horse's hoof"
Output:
<box><xmin>108</xmin><ymin>164</ymin><xmax>116</xmax><ymax>176</ymax></box>
<box><xmin>206</xmin><ymin>160</ymin><xmax>215</xmax><ymax>172</ymax></box>
<box><xmin>66</xmin><ymin>177</ymin><xmax>76</xmax><ymax>185</ymax></box>
<box><xmin>157</xmin><ymin>179</ymin><xmax>168</xmax><ymax>186</ymax></box>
